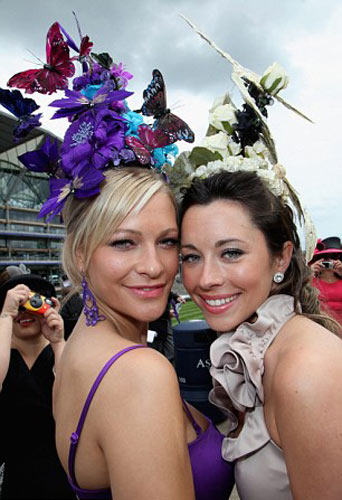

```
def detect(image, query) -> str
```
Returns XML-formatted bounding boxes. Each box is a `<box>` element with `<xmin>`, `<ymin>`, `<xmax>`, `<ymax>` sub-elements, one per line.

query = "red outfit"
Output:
<box><xmin>313</xmin><ymin>277</ymin><xmax>342</xmax><ymax>324</ymax></box>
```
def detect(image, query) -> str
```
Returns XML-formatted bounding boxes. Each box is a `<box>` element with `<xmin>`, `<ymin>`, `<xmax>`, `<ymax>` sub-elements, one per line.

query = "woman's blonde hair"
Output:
<box><xmin>62</xmin><ymin>167</ymin><xmax>175</xmax><ymax>292</ymax></box>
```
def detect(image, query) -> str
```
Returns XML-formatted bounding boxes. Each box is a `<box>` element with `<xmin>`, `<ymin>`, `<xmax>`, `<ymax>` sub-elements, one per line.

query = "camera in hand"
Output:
<box><xmin>20</xmin><ymin>291</ymin><xmax>53</xmax><ymax>315</ymax></box>
<box><xmin>322</xmin><ymin>261</ymin><xmax>334</xmax><ymax>269</ymax></box>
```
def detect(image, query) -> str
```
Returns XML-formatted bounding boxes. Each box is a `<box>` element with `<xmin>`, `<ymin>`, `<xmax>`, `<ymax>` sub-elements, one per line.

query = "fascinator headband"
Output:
<box><xmin>165</xmin><ymin>16</ymin><xmax>316</xmax><ymax>261</ymax></box>
<box><xmin>0</xmin><ymin>14</ymin><xmax>194</xmax><ymax>221</ymax></box>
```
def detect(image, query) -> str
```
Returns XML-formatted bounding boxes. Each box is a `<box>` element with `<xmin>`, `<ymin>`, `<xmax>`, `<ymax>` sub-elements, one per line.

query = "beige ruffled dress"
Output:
<box><xmin>210</xmin><ymin>294</ymin><xmax>297</xmax><ymax>500</ymax></box>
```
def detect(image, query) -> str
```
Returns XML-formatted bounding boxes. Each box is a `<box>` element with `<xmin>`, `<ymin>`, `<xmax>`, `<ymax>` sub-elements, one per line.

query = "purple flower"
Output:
<box><xmin>73</xmin><ymin>64</ymin><xmax>112</xmax><ymax>91</ymax></box>
<box><xmin>118</xmin><ymin>148</ymin><xmax>136</xmax><ymax>163</ymax></box>
<box><xmin>39</xmin><ymin>160</ymin><xmax>105</xmax><ymax>221</ymax></box>
<box><xmin>13</xmin><ymin>113</ymin><xmax>42</xmax><ymax>142</ymax></box>
<box><xmin>18</xmin><ymin>136</ymin><xmax>59</xmax><ymax>173</ymax></box>
<box><xmin>61</xmin><ymin>108</ymin><xmax>127</xmax><ymax>172</ymax></box>
<box><xmin>0</xmin><ymin>88</ymin><xmax>42</xmax><ymax>141</ymax></box>
<box><xmin>111</xmin><ymin>62</ymin><xmax>133</xmax><ymax>89</ymax></box>
<box><xmin>50</xmin><ymin>86</ymin><xmax>133</xmax><ymax>120</ymax></box>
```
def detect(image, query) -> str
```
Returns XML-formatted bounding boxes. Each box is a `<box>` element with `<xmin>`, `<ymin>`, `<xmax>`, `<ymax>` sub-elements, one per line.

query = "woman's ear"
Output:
<box><xmin>75</xmin><ymin>248</ymin><xmax>84</xmax><ymax>273</ymax></box>
<box><xmin>275</xmin><ymin>241</ymin><xmax>293</xmax><ymax>274</ymax></box>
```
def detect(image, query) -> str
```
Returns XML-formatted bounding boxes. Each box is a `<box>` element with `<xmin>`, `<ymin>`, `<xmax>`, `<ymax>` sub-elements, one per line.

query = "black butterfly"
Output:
<box><xmin>140</xmin><ymin>69</ymin><xmax>194</xmax><ymax>144</ymax></box>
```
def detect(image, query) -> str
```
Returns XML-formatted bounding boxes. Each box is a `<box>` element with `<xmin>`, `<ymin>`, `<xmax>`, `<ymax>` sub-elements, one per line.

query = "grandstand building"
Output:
<box><xmin>0</xmin><ymin>111</ymin><xmax>65</xmax><ymax>285</ymax></box>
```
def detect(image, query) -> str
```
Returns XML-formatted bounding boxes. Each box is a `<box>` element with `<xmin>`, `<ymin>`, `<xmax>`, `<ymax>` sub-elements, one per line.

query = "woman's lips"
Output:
<box><xmin>17</xmin><ymin>316</ymin><xmax>36</xmax><ymax>327</ymax></box>
<box><xmin>125</xmin><ymin>284</ymin><xmax>165</xmax><ymax>299</ymax></box>
<box><xmin>199</xmin><ymin>293</ymin><xmax>240</xmax><ymax>315</ymax></box>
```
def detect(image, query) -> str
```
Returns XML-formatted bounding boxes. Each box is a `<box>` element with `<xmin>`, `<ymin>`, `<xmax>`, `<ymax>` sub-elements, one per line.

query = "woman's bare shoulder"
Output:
<box><xmin>272</xmin><ymin>315</ymin><xmax>342</xmax><ymax>397</ymax></box>
<box><xmin>270</xmin><ymin>317</ymin><xmax>342</xmax><ymax>499</ymax></box>
<box><xmin>91</xmin><ymin>345</ymin><xmax>180</xmax><ymax>402</ymax></box>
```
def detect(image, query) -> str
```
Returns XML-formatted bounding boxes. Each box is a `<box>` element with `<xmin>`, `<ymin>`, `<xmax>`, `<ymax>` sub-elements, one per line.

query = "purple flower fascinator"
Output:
<box><xmin>5</xmin><ymin>14</ymin><xmax>195</xmax><ymax>221</ymax></box>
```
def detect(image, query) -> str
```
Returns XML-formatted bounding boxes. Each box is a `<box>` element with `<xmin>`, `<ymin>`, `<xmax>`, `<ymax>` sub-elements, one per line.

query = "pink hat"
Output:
<box><xmin>309</xmin><ymin>236</ymin><xmax>342</xmax><ymax>264</ymax></box>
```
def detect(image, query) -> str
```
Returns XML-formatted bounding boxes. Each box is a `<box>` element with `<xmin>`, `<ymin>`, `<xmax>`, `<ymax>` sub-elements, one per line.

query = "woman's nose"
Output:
<box><xmin>198</xmin><ymin>259</ymin><xmax>224</xmax><ymax>289</ymax></box>
<box><xmin>136</xmin><ymin>246</ymin><xmax>164</xmax><ymax>278</ymax></box>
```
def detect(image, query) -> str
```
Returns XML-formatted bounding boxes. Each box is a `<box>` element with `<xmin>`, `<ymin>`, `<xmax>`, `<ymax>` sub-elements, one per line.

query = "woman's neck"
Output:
<box><xmin>81</xmin><ymin>298</ymin><xmax>148</xmax><ymax>345</ymax></box>
<box><xmin>11</xmin><ymin>335</ymin><xmax>49</xmax><ymax>368</ymax></box>
<box><xmin>319</xmin><ymin>270</ymin><xmax>340</xmax><ymax>283</ymax></box>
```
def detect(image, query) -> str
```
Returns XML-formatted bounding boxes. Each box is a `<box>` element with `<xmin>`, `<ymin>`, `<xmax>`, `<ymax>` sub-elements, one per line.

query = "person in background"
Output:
<box><xmin>148</xmin><ymin>291</ymin><xmax>186</xmax><ymax>363</ymax></box>
<box><xmin>309</xmin><ymin>236</ymin><xmax>342</xmax><ymax>325</ymax></box>
<box><xmin>0</xmin><ymin>266</ymin><xmax>74</xmax><ymax>499</ymax></box>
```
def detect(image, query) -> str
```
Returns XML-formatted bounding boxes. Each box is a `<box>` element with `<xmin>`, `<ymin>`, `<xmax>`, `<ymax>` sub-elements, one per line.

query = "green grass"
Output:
<box><xmin>171</xmin><ymin>300</ymin><xmax>204</xmax><ymax>326</ymax></box>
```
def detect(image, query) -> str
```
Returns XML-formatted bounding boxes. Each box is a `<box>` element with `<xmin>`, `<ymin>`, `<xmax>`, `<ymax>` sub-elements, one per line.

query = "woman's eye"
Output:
<box><xmin>160</xmin><ymin>238</ymin><xmax>179</xmax><ymax>248</ymax></box>
<box><xmin>181</xmin><ymin>253</ymin><xmax>200</xmax><ymax>264</ymax></box>
<box><xmin>222</xmin><ymin>248</ymin><xmax>243</xmax><ymax>260</ymax></box>
<box><xmin>109</xmin><ymin>239</ymin><xmax>135</xmax><ymax>249</ymax></box>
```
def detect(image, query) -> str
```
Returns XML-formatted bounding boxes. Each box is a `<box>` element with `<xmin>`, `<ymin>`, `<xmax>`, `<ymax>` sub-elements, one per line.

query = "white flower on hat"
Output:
<box><xmin>244</xmin><ymin>140</ymin><xmax>269</xmax><ymax>160</ymax></box>
<box><xmin>190</xmin><ymin>154</ymin><xmax>288</xmax><ymax>199</ymax></box>
<box><xmin>209</xmin><ymin>95</ymin><xmax>227</xmax><ymax>112</ymax></box>
<box><xmin>260</xmin><ymin>62</ymin><xmax>289</xmax><ymax>96</ymax></box>
<box><xmin>209</xmin><ymin>103</ymin><xmax>238</xmax><ymax>133</ymax></box>
<box><xmin>227</xmin><ymin>137</ymin><xmax>241</xmax><ymax>156</ymax></box>
<box><xmin>201</xmin><ymin>132</ymin><xmax>229</xmax><ymax>158</ymax></box>
<box><xmin>194</xmin><ymin>165</ymin><xmax>208</xmax><ymax>178</ymax></box>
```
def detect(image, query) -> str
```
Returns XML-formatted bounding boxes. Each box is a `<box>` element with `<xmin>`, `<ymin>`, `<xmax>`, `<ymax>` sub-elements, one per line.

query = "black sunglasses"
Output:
<box><xmin>322</xmin><ymin>253</ymin><xmax>342</xmax><ymax>260</ymax></box>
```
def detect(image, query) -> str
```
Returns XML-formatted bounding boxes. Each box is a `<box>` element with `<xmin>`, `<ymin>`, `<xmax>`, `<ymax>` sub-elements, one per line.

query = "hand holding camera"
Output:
<box><xmin>40</xmin><ymin>297</ymin><xmax>64</xmax><ymax>344</ymax></box>
<box><xmin>321</xmin><ymin>260</ymin><xmax>334</xmax><ymax>270</ymax></box>
<box><xmin>1</xmin><ymin>284</ymin><xmax>31</xmax><ymax>319</ymax></box>
<box><xmin>310</xmin><ymin>255</ymin><xmax>342</xmax><ymax>277</ymax></box>
<box><xmin>310</xmin><ymin>259</ymin><xmax>325</xmax><ymax>276</ymax></box>
<box><xmin>333</xmin><ymin>258</ymin><xmax>342</xmax><ymax>277</ymax></box>
<box><xmin>20</xmin><ymin>291</ymin><xmax>53</xmax><ymax>315</ymax></box>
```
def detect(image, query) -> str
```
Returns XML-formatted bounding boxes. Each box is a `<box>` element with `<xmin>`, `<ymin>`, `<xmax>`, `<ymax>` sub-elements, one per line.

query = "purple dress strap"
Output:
<box><xmin>68</xmin><ymin>344</ymin><xmax>146</xmax><ymax>489</ymax></box>
<box><xmin>182</xmin><ymin>398</ymin><xmax>203</xmax><ymax>436</ymax></box>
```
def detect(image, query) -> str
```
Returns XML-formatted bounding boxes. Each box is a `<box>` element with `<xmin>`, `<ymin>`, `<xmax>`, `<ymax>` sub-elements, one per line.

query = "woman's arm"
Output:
<box><xmin>96</xmin><ymin>348</ymin><xmax>195</xmax><ymax>500</ymax></box>
<box><xmin>0</xmin><ymin>314</ymin><xmax>13</xmax><ymax>390</ymax></box>
<box><xmin>0</xmin><ymin>285</ymin><xmax>30</xmax><ymax>389</ymax></box>
<box><xmin>273</xmin><ymin>325</ymin><xmax>342</xmax><ymax>499</ymax></box>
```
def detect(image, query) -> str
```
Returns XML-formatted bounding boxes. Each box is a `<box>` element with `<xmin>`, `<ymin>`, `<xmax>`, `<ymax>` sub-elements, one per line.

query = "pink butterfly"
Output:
<box><xmin>125</xmin><ymin>124</ymin><xmax>171</xmax><ymax>165</ymax></box>
<box><xmin>8</xmin><ymin>22</ymin><xmax>75</xmax><ymax>95</ymax></box>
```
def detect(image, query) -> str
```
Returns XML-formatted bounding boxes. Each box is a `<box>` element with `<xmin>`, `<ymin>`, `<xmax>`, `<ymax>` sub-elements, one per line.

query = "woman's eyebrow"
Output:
<box><xmin>215</xmin><ymin>238</ymin><xmax>243</xmax><ymax>248</ymax></box>
<box><xmin>181</xmin><ymin>243</ymin><xmax>198</xmax><ymax>250</ymax></box>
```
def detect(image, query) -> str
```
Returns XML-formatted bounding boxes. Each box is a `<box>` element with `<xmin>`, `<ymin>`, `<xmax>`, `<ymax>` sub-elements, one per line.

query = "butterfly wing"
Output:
<box><xmin>8</xmin><ymin>23</ymin><xmax>74</xmax><ymax>95</ymax></box>
<box><xmin>0</xmin><ymin>88</ymin><xmax>39</xmax><ymax>118</ymax></box>
<box><xmin>138</xmin><ymin>124</ymin><xmax>171</xmax><ymax>149</ymax></box>
<box><xmin>156</xmin><ymin>113</ymin><xmax>195</xmax><ymax>143</ymax></box>
<box><xmin>8</xmin><ymin>69</ymin><xmax>43</xmax><ymax>95</ymax></box>
<box><xmin>58</xmin><ymin>21</ymin><xmax>93</xmax><ymax>58</ymax></box>
<box><xmin>141</xmin><ymin>69</ymin><xmax>195</xmax><ymax>143</ymax></box>
<box><xmin>141</xmin><ymin>69</ymin><xmax>167</xmax><ymax>118</ymax></box>
<box><xmin>46</xmin><ymin>22</ymin><xmax>75</xmax><ymax>82</ymax></box>
<box><xmin>79</xmin><ymin>36</ymin><xmax>93</xmax><ymax>58</ymax></box>
<box><xmin>125</xmin><ymin>135</ymin><xmax>152</xmax><ymax>165</ymax></box>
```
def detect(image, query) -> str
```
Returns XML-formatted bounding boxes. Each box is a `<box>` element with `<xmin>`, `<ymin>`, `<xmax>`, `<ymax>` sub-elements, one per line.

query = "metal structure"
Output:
<box><xmin>0</xmin><ymin>111</ymin><xmax>65</xmax><ymax>284</ymax></box>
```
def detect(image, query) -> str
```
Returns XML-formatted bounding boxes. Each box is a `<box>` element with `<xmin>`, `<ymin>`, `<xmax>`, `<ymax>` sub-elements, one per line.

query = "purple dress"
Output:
<box><xmin>67</xmin><ymin>345</ymin><xmax>234</xmax><ymax>499</ymax></box>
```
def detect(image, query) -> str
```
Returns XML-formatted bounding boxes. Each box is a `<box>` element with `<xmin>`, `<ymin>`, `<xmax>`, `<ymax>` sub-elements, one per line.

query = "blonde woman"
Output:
<box><xmin>53</xmin><ymin>168</ymin><xmax>234</xmax><ymax>500</ymax></box>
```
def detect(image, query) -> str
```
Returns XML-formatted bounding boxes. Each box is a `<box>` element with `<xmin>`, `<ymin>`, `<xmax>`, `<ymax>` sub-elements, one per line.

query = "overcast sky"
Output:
<box><xmin>0</xmin><ymin>0</ymin><xmax>341</xmax><ymax>242</ymax></box>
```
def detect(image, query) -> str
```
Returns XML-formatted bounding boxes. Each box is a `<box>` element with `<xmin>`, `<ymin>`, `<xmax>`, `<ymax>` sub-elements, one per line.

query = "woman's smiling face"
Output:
<box><xmin>86</xmin><ymin>190</ymin><xmax>179</xmax><ymax>324</ymax></box>
<box><xmin>181</xmin><ymin>199</ymin><xmax>281</xmax><ymax>332</ymax></box>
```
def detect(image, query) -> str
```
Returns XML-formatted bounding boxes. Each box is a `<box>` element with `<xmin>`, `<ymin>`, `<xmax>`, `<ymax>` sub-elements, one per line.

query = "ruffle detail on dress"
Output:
<box><xmin>209</xmin><ymin>294</ymin><xmax>297</xmax><ymax>460</ymax></box>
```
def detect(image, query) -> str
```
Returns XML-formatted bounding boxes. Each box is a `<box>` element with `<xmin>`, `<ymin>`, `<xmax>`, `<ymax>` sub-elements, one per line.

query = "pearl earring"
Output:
<box><xmin>273</xmin><ymin>272</ymin><xmax>284</xmax><ymax>284</ymax></box>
